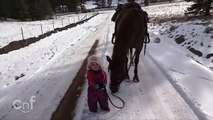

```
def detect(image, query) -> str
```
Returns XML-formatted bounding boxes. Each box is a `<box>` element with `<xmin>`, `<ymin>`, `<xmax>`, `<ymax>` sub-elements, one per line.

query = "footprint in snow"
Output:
<box><xmin>14</xmin><ymin>73</ymin><xmax>25</xmax><ymax>81</ymax></box>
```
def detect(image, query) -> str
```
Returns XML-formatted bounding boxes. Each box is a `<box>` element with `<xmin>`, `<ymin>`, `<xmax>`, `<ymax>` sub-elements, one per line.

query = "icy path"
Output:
<box><xmin>75</xmin><ymin>52</ymin><xmax>198</xmax><ymax>120</ymax></box>
<box><xmin>74</xmin><ymin>31</ymin><xmax>199</xmax><ymax>120</ymax></box>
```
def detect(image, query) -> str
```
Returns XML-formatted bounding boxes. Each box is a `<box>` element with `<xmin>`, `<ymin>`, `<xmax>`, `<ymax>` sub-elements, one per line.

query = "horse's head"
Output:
<box><xmin>106</xmin><ymin>56</ymin><xmax>126</xmax><ymax>93</ymax></box>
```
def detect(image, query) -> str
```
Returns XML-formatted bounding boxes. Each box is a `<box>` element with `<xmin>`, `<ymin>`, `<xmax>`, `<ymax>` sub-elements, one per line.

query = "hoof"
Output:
<box><xmin>133</xmin><ymin>79</ymin><xmax>139</xmax><ymax>83</ymax></box>
<box><xmin>110</xmin><ymin>85</ymin><xmax>119</xmax><ymax>93</ymax></box>
<box><xmin>133</xmin><ymin>76</ymin><xmax>140</xmax><ymax>82</ymax></box>
<box><xmin>123</xmin><ymin>75</ymin><xmax>130</xmax><ymax>81</ymax></box>
<box><xmin>111</xmin><ymin>89</ymin><xmax>118</xmax><ymax>93</ymax></box>
<box><xmin>124</xmin><ymin>79</ymin><xmax>131</xmax><ymax>82</ymax></box>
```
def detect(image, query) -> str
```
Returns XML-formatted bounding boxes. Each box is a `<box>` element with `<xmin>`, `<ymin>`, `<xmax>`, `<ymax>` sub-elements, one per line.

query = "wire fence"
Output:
<box><xmin>0</xmin><ymin>12</ymin><xmax>98</xmax><ymax>48</ymax></box>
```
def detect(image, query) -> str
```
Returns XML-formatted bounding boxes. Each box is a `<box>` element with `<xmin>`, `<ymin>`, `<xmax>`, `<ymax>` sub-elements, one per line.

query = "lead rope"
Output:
<box><xmin>144</xmin><ymin>32</ymin><xmax>150</xmax><ymax>55</ymax></box>
<box><xmin>102</xmin><ymin>71</ymin><xmax>125</xmax><ymax>109</ymax></box>
<box><xmin>104</xmin><ymin>86</ymin><xmax>125</xmax><ymax>109</ymax></box>
<box><xmin>143</xmin><ymin>11</ymin><xmax>150</xmax><ymax>56</ymax></box>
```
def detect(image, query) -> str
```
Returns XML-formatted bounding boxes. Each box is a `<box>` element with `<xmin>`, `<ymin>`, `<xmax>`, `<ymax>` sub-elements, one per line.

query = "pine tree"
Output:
<box><xmin>37</xmin><ymin>0</ymin><xmax>53</xmax><ymax>19</ymax></box>
<box><xmin>49</xmin><ymin>0</ymin><xmax>58</xmax><ymax>12</ymax></box>
<box><xmin>66</xmin><ymin>0</ymin><xmax>80</xmax><ymax>11</ymax></box>
<box><xmin>0</xmin><ymin>0</ymin><xmax>12</xmax><ymax>19</ymax></box>
<box><xmin>185</xmin><ymin>0</ymin><xmax>213</xmax><ymax>15</ymax></box>
<box><xmin>144</xmin><ymin>0</ymin><xmax>149</xmax><ymax>6</ymax></box>
<box><xmin>27</xmin><ymin>0</ymin><xmax>37</xmax><ymax>20</ymax></box>
<box><xmin>27</xmin><ymin>0</ymin><xmax>53</xmax><ymax>20</ymax></box>
<box><xmin>80</xmin><ymin>0</ymin><xmax>85</xmax><ymax>4</ymax></box>
<box><xmin>11</xmin><ymin>0</ymin><xmax>29</xmax><ymax>20</ymax></box>
<box><xmin>107</xmin><ymin>0</ymin><xmax>112</xmax><ymax>7</ymax></box>
<box><xmin>0</xmin><ymin>0</ymin><xmax>3</xmax><ymax>18</ymax></box>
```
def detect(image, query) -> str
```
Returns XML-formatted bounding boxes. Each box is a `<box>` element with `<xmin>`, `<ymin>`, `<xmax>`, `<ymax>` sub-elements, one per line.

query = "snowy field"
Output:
<box><xmin>84</xmin><ymin>1</ymin><xmax>98</xmax><ymax>9</ymax></box>
<box><xmin>143</xmin><ymin>1</ymin><xmax>192</xmax><ymax>19</ymax></box>
<box><xmin>0</xmin><ymin>12</ymin><xmax>97</xmax><ymax>48</ymax></box>
<box><xmin>0</xmin><ymin>1</ymin><xmax>213</xmax><ymax>120</ymax></box>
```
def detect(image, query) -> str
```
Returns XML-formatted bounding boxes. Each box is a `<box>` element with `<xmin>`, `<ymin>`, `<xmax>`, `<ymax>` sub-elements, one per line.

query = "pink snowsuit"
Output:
<box><xmin>86</xmin><ymin>69</ymin><xmax>109</xmax><ymax>112</ymax></box>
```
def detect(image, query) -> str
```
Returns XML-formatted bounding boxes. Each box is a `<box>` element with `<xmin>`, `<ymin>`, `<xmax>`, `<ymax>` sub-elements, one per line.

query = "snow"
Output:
<box><xmin>84</xmin><ymin>1</ymin><xmax>98</xmax><ymax>9</ymax></box>
<box><xmin>147</xmin><ymin>20</ymin><xmax>213</xmax><ymax>119</ymax></box>
<box><xmin>147</xmin><ymin>38</ymin><xmax>213</xmax><ymax>119</ymax></box>
<box><xmin>0</xmin><ymin>1</ymin><xmax>213</xmax><ymax>120</ymax></box>
<box><xmin>143</xmin><ymin>1</ymin><xmax>192</xmax><ymax>19</ymax></box>
<box><xmin>0</xmin><ymin>12</ymin><xmax>110</xmax><ymax>120</ymax></box>
<box><xmin>74</xmin><ymin>2</ymin><xmax>213</xmax><ymax>120</ymax></box>
<box><xmin>0</xmin><ymin>13</ymin><xmax>96</xmax><ymax>48</ymax></box>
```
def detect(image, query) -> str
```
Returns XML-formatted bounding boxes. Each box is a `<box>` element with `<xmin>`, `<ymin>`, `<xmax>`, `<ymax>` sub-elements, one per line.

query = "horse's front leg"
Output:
<box><xmin>133</xmin><ymin>48</ymin><xmax>142</xmax><ymax>82</ymax></box>
<box><xmin>130</xmin><ymin>48</ymin><xmax>134</xmax><ymax>65</ymax></box>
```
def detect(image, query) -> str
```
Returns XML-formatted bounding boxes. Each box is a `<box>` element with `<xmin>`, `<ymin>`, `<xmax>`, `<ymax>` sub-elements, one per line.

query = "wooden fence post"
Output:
<box><xmin>21</xmin><ymin>27</ymin><xmax>24</xmax><ymax>40</ymax></box>
<box><xmin>52</xmin><ymin>21</ymin><xmax>55</xmax><ymax>30</ymax></box>
<box><xmin>40</xmin><ymin>24</ymin><xmax>43</xmax><ymax>34</ymax></box>
<box><xmin>61</xmin><ymin>20</ymin><xmax>64</xmax><ymax>27</ymax></box>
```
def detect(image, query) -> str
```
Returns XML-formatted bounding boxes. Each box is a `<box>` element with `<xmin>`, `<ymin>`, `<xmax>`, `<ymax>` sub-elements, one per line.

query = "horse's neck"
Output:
<box><xmin>112</xmin><ymin>42</ymin><xmax>128</xmax><ymax>62</ymax></box>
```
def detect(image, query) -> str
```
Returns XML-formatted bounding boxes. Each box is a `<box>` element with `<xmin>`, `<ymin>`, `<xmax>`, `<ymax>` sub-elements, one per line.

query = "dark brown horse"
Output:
<box><xmin>106</xmin><ymin>6</ymin><xmax>148</xmax><ymax>93</ymax></box>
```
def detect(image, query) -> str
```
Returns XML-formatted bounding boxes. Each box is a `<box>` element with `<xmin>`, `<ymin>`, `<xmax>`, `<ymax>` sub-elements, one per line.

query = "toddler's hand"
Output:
<box><xmin>96</xmin><ymin>84</ymin><xmax>105</xmax><ymax>90</ymax></box>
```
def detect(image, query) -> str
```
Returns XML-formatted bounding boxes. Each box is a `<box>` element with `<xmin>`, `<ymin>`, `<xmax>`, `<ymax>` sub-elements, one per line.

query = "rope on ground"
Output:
<box><xmin>104</xmin><ymin>86</ymin><xmax>125</xmax><ymax>109</ymax></box>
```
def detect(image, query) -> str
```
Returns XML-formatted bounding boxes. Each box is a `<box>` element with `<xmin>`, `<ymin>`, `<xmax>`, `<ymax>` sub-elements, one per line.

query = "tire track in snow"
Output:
<box><xmin>147</xmin><ymin>52</ymin><xmax>212</xmax><ymax>120</ymax></box>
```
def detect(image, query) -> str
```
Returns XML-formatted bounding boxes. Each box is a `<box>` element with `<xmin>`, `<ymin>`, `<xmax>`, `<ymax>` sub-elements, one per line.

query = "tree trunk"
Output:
<box><xmin>144</xmin><ymin>0</ymin><xmax>149</xmax><ymax>6</ymax></box>
<box><xmin>204</xmin><ymin>0</ymin><xmax>211</xmax><ymax>15</ymax></box>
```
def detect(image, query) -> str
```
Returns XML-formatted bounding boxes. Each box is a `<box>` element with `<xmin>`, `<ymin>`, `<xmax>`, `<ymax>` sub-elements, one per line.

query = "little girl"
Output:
<box><xmin>86</xmin><ymin>55</ymin><xmax>110</xmax><ymax>112</ymax></box>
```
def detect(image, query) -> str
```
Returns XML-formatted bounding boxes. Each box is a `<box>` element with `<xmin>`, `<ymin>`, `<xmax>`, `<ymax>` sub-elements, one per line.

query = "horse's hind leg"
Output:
<box><xmin>129</xmin><ymin>48</ymin><xmax>134</xmax><ymax>65</ymax></box>
<box><xmin>125</xmin><ymin>56</ymin><xmax>130</xmax><ymax>80</ymax></box>
<box><xmin>133</xmin><ymin>48</ymin><xmax>142</xmax><ymax>82</ymax></box>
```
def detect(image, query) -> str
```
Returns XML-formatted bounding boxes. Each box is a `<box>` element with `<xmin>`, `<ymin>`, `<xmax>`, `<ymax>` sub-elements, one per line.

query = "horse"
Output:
<box><xmin>106</xmin><ymin>6</ymin><xmax>149</xmax><ymax>93</ymax></box>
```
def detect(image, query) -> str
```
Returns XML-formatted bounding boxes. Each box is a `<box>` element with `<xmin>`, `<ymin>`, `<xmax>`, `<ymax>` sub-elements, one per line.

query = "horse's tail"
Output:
<box><xmin>134</xmin><ymin>9</ymin><xmax>150</xmax><ymax>55</ymax></box>
<box><xmin>142</xmin><ymin>11</ymin><xmax>150</xmax><ymax>55</ymax></box>
<box><xmin>111</xmin><ymin>33</ymin><xmax>115</xmax><ymax>44</ymax></box>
